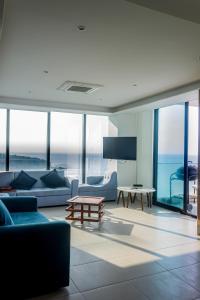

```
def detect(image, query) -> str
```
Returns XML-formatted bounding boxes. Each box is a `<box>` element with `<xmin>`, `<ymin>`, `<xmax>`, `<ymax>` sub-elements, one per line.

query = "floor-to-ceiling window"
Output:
<box><xmin>155</xmin><ymin>104</ymin><xmax>185</xmax><ymax>210</ymax></box>
<box><xmin>9</xmin><ymin>110</ymin><xmax>47</xmax><ymax>170</ymax></box>
<box><xmin>86</xmin><ymin>115</ymin><xmax>109</xmax><ymax>177</ymax></box>
<box><xmin>50</xmin><ymin>112</ymin><xmax>83</xmax><ymax>180</ymax></box>
<box><xmin>0</xmin><ymin>109</ymin><xmax>7</xmax><ymax>170</ymax></box>
<box><xmin>0</xmin><ymin>108</ymin><xmax>116</xmax><ymax>180</ymax></box>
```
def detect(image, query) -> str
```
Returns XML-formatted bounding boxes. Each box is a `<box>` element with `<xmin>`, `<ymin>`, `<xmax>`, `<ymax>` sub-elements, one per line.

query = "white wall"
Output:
<box><xmin>110</xmin><ymin>110</ymin><xmax>153</xmax><ymax>187</ymax></box>
<box><xmin>137</xmin><ymin>110</ymin><xmax>154</xmax><ymax>187</ymax></box>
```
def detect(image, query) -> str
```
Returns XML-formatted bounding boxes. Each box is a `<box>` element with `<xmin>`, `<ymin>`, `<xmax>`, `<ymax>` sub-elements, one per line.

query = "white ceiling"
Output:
<box><xmin>0</xmin><ymin>0</ymin><xmax>200</xmax><ymax>113</ymax></box>
<box><xmin>126</xmin><ymin>0</ymin><xmax>200</xmax><ymax>24</ymax></box>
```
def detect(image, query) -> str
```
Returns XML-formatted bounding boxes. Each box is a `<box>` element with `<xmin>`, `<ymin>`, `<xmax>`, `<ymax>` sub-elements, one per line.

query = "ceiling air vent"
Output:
<box><xmin>57</xmin><ymin>81</ymin><xmax>103</xmax><ymax>94</ymax></box>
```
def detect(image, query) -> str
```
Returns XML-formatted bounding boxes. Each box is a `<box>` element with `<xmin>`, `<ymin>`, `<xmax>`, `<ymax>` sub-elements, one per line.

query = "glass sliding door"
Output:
<box><xmin>156</xmin><ymin>104</ymin><xmax>185</xmax><ymax>210</ymax></box>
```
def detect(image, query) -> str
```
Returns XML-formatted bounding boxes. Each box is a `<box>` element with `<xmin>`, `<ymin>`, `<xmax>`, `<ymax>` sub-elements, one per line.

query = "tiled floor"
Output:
<box><xmin>30</xmin><ymin>201</ymin><xmax>200</xmax><ymax>300</ymax></box>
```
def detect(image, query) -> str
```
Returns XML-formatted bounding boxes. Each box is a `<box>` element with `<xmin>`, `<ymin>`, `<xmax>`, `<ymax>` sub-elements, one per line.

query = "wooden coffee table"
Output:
<box><xmin>65</xmin><ymin>196</ymin><xmax>104</xmax><ymax>224</ymax></box>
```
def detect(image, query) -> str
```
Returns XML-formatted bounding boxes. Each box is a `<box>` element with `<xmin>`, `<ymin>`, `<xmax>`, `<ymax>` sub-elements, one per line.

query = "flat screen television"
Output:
<box><xmin>103</xmin><ymin>137</ymin><xmax>137</xmax><ymax>160</ymax></box>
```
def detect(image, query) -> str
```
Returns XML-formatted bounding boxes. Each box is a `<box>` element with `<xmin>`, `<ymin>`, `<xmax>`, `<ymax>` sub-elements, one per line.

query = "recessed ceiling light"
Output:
<box><xmin>43</xmin><ymin>70</ymin><xmax>48</xmax><ymax>74</ymax></box>
<box><xmin>132</xmin><ymin>84</ymin><xmax>137</xmax><ymax>87</ymax></box>
<box><xmin>28</xmin><ymin>90</ymin><xmax>32</xmax><ymax>94</ymax></box>
<box><xmin>77</xmin><ymin>25</ymin><xmax>86</xmax><ymax>31</ymax></box>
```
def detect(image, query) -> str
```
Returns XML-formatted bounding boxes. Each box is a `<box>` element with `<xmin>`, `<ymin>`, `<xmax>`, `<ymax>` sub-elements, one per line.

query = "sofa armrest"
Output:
<box><xmin>87</xmin><ymin>176</ymin><xmax>104</xmax><ymax>185</ymax></box>
<box><xmin>0</xmin><ymin>221</ymin><xmax>70</xmax><ymax>297</ymax></box>
<box><xmin>70</xmin><ymin>179</ymin><xmax>79</xmax><ymax>197</ymax></box>
<box><xmin>0</xmin><ymin>196</ymin><xmax>37</xmax><ymax>212</ymax></box>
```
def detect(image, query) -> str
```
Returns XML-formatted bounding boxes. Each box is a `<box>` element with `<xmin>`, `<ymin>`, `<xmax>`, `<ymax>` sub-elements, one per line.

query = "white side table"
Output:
<box><xmin>117</xmin><ymin>186</ymin><xmax>156</xmax><ymax>210</ymax></box>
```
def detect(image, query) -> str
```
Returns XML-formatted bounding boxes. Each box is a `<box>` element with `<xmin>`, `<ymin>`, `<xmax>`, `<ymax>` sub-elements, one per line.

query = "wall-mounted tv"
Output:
<box><xmin>103</xmin><ymin>137</ymin><xmax>137</xmax><ymax>160</ymax></box>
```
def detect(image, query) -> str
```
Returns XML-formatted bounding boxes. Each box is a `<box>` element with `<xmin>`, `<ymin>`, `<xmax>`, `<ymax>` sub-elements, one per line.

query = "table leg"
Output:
<box><xmin>122</xmin><ymin>191</ymin><xmax>125</xmax><ymax>207</ymax></box>
<box><xmin>99</xmin><ymin>203</ymin><xmax>102</xmax><ymax>223</ymax></box>
<box><xmin>117</xmin><ymin>190</ymin><xmax>122</xmax><ymax>204</ymax></box>
<box><xmin>127</xmin><ymin>192</ymin><xmax>131</xmax><ymax>208</ymax></box>
<box><xmin>81</xmin><ymin>204</ymin><xmax>84</xmax><ymax>224</ymax></box>
<box><xmin>149</xmin><ymin>193</ymin><xmax>152</xmax><ymax>208</ymax></box>
<box><xmin>72</xmin><ymin>203</ymin><xmax>74</xmax><ymax>218</ymax></box>
<box><xmin>88</xmin><ymin>204</ymin><xmax>91</xmax><ymax>217</ymax></box>
<box><xmin>133</xmin><ymin>193</ymin><xmax>136</xmax><ymax>203</ymax></box>
<box><xmin>140</xmin><ymin>193</ymin><xmax>144</xmax><ymax>211</ymax></box>
<box><xmin>130</xmin><ymin>192</ymin><xmax>133</xmax><ymax>203</ymax></box>
<box><xmin>147</xmin><ymin>193</ymin><xmax>150</xmax><ymax>208</ymax></box>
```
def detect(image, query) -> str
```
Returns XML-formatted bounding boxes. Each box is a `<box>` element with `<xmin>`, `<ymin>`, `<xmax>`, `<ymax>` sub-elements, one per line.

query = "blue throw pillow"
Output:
<box><xmin>0</xmin><ymin>200</ymin><xmax>14</xmax><ymax>226</ymax></box>
<box><xmin>10</xmin><ymin>170</ymin><xmax>37</xmax><ymax>190</ymax></box>
<box><xmin>40</xmin><ymin>169</ymin><xmax>67</xmax><ymax>188</ymax></box>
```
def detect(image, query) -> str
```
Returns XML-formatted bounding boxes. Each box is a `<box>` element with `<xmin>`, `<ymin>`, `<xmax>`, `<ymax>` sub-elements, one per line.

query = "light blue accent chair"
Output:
<box><xmin>78</xmin><ymin>171</ymin><xmax>117</xmax><ymax>201</ymax></box>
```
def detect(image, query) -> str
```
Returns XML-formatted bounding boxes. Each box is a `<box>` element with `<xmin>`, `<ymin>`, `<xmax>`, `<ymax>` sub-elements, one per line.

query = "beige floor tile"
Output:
<box><xmin>29</xmin><ymin>280</ymin><xmax>78</xmax><ymax>300</ymax></box>
<box><xmin>171</xmin><ymin>263</ymin><xmax>200</xmax><ymax>291</ymax></box>
<box><xmin>39</xmin><ymin>203</ymin><xmax>200</xmax><ymax>299</ymax></box>
<box><xmin>71</xmin><ymin>246</ymin><xmax>101</xmax><ymax>266</ymax></box>
<box><xmin>62</xmin><ymin>294</ymin><xmax>85</xmax><ymax>300</ymax></box>
<box><xmin>132</xmin><ymin>271</ymin><xmax>200</xmax><ymax>300</ymax></box>
<box><xmin>83</xmin><ymin>280</ymin><xmax>148</xmax><ymax>300</ymax></box>
<box><xmin>154</xmin><ymin>242</ymin><xmax>200</xmax><ymax>270</ymax></box>
<box><xmin>71</xmin><ymin>257</ymin><xmax>164</xmax><ymax>292</ymax></box>
<box><xmin>29</xmin><ymin>293</ymin><xmax>84</xmax><ymax>300</ymax></box>
<box><xmin>76</xmin><ymin>240</ymin><xmax>161</xmax><ymax>262</ymax></box>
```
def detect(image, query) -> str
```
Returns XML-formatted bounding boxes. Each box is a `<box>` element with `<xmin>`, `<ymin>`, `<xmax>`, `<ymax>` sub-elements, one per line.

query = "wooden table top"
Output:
<box><xmin>68</xmin><ymin>196</ymin><xmax>104</xmax><ymax>205</ymax></box>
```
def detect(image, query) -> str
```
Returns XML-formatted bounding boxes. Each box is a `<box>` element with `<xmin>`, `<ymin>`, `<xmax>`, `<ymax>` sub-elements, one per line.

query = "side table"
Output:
<box><xmin>117</xmin><ymin>187</ymin><xmax>156</xmax><ymax>210</ymax></box>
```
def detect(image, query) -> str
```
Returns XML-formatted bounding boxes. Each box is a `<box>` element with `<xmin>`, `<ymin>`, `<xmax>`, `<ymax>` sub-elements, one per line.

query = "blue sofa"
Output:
<box><xmin>0</xmin><ymin>196</ymin><xmax>70</xmax><ymax>299</ymax></box>
<box><xmin>0</xmin><ymin>170</ymin><xmax>79</xmax><ymax>207</ymax></box>
<box><xmin>78</xmin><ymin>171</ymin><xmax>117</xmax><ymax>201</ymax></box>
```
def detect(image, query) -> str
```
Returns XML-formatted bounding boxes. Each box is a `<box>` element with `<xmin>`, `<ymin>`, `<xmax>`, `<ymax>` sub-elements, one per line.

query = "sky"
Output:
<box><xmin>158</xmin><ymin>103</ymin><xmax>198</xmax><ymax>157</ymax></box>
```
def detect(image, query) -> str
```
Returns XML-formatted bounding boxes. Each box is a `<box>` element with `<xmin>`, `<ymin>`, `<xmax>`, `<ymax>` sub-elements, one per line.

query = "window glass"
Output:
<box><xmin>10</xmin><ymin>110</ymin><xmax>47</xmax><ymax>170</ymax></box>
<box><xmin>50</xmin><ymin>112</ymin><xmax>83</xmax><ymax>180</ymax></box>
<box><xmin>0</xmin><ymin>109</ymin><xmax>6</xmax><ymax>170</ymax></box>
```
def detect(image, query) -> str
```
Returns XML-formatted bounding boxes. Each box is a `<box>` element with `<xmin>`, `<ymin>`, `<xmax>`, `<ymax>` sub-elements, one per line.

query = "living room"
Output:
<box><xmin>0</xmin><ymin>0</ymin><xmax>200</xmax><ymax>300</ymax></box>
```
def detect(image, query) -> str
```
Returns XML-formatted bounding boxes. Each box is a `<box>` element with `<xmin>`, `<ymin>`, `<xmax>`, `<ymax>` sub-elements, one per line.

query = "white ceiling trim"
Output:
<box><xmin>0</xmin><ymin>80</ymin><xmax>199</xmax><ymax>114</ymax></box>
<box><xmin>113</xmin><ymin>79</ymin><xmax>200</xmax><ymax>113</ymax></box>
<box><xmin>0</xmin><ymin>96</ymin><xmax>113</xmax><ymax>115</ymax></box>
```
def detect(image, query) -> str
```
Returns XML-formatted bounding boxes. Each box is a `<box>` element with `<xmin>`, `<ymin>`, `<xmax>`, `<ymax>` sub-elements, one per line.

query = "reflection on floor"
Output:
<box><xmin>30</xmin><ymin>202</ymin><xmax>200</xmax><ymax>300</ymax></box>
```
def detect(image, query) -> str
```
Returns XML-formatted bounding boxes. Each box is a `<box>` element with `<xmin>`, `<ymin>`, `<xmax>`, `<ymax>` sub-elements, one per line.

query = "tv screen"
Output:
<box><xmin>103</xmin><ymin>137</ymin><xmax>137</xmax><ymax>160</ymax></box>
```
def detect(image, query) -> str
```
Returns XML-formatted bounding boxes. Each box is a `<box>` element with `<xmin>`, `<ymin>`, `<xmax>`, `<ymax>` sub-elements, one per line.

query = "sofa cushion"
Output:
<box><xmin>78</xmin><ymin>184</ymin><xmax>106</xmax><ymax>193</ymax></box>
<box><xmin>11</xmin><ymin>171</ymin><xmax>37</xmax><ymax>190</ymax></box>
<box><xmin>40</xmin><ymin>169</ymin><xmax>67</xmax><ymax>188</ymax></box>
<box><xmin>87</xmin><ymin>176</ymin><xmax>104</xmax><ymax>185</ymax></box>
<box><xmin>0</xmin><ymin>200</ymin><xmax>14</xmax><ymax>226</ymax></box>
<box><xmin>10</xmin><ymin>212</ymin><xmax>49</xmax><ymax>225</ymax></box>
<box><xmin>0</xmin><ymin>171</ymin><xmax>14</xmax><ymax>188</ymax></box>
<box><xmin>16</xmin><ymin>187</ymin><xmax>71</xmax><ymax>197</ymax></box>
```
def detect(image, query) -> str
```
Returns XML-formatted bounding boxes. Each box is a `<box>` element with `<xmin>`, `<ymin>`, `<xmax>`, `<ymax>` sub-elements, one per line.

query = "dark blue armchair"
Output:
<box><xmin>0</xmin><ymin>196</ymin><xmax>70</xmax><ymax>299</ymax></box>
